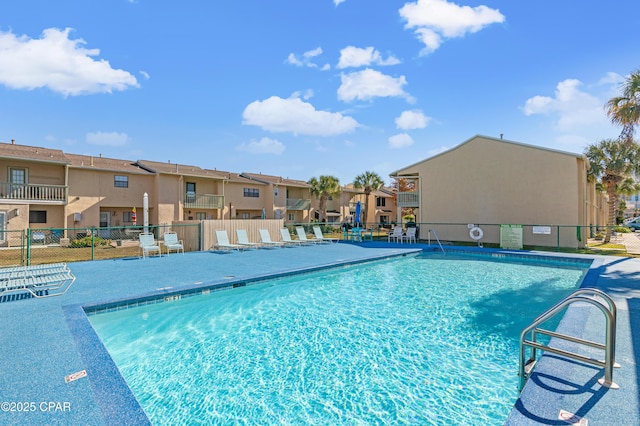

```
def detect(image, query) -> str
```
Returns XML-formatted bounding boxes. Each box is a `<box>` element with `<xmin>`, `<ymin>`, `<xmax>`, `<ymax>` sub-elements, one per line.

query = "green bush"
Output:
<box><xmin>70</xmin><ymin>236</ymin><xmax>110</xmax><ymax>248</ymax></box>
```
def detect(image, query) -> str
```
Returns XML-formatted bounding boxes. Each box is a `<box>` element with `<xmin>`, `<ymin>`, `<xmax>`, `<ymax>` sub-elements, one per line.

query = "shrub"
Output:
<box><xmin>70</xmin><ymin>236</ymin><xmax>110</xmax><ymax>248</ymax></box>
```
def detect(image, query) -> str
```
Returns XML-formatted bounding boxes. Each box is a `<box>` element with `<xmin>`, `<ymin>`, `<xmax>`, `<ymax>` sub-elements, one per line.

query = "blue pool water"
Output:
<box><xmin>89</xmin><ymin>253</ymin><xmax>588</xmax><ymax>425</ymax></box>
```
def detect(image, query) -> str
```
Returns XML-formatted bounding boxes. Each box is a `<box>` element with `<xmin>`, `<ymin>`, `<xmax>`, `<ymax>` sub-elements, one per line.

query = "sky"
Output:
<box><xmin>1</xmin><ymin>0</ymin><xmax>639</xmax><ymax>186</ymax></box>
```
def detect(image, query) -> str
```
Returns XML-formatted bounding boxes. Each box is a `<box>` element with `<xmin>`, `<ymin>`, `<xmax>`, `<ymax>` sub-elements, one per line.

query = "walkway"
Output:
<box><xmin>622</xmin><ymin>231</ymin><xmax>640</xmax><ymax>255</ymax></box>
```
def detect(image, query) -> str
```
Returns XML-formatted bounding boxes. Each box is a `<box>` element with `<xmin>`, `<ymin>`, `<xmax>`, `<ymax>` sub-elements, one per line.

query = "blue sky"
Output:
<box><xmin>1</xmin><ymin>0</ymin><xmax>639</xmax><ymax>185</ymax></box>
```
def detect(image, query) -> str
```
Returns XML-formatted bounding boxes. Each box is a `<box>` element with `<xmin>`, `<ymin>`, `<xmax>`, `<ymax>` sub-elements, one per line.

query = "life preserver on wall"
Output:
<box><xmin>469</xmin><ymin>226</ymin><xmax>483</xmax><ymax>241</ymax></box>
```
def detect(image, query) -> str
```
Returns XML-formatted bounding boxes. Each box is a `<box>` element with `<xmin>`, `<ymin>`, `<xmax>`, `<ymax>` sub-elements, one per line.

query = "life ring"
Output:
<box><xmin>469</xmin><ymin>226</ymin><xmax>483</xmax><ymax>241</ymax></box>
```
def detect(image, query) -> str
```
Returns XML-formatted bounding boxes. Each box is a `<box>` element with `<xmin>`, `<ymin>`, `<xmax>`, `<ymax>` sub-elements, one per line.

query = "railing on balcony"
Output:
<box><xmin>183</xmin><ymin>193</ymin><xmax>224</xmax><ymax>209</ymax></box>
<box><xmin>397</xmin><ymin>191</ymin><xmax>419</xmax><ymax>208</ymax></box>
<box><xmin>286</xmin><ymin>198</ymin><xmax>311</xmax><ymax>210</ymax></box>
<box><xmin>0</xmin><ymin>182</ymin><xmax>67</xmax><ymax>202</ymax></box>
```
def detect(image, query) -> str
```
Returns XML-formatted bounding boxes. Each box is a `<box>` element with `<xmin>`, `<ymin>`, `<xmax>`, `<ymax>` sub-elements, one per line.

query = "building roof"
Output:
<box><xmin>66</xmin><ymin>154</ymin><xmax>151</xmax><ymax>174</ymax></box>
<box><xmin>240</xmin><ymin>172</ymin><xmax>310</xmax><ymax>188</ymax></box>
<box><xmin>135</xmin><ymin>160</ymin><xmax>228</xmax><ymax>180</ymax></box>
<box><xmin>390</xmin><ymin>134</ymin><xmax>586</xmax><ymax>177</ymax></box>
<box><xmin>0</xmin><ymin>142</ymin><xmax>68</xmax><ymax>164</ymax></box>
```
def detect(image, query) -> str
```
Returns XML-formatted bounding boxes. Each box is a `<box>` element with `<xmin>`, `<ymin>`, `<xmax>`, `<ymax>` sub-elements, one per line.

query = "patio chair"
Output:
<box><xmin>139</xmin><ymin>233</ymin><xmax>162</xmax><ymax>258</ymax></box>
<box><xmin>402</xmin><ymin>227</ymin><xmax>417</xmax><ymax>243</ymax></box>
<box><xmin>213</xmin><ymin>230</ymin><xmax>245</xmax><ymax>251</ymax></box>
<box><xmin>296</xmin><ymin>226</ymin><xmax>322</xmax><ymax>244</ymax></box>
<box><xmin>163</xmin><ymin>232</ymin><xmax>184</xmax><ymax>255</ymax></box>
<box><xmin>0</xmin><ymin>263</ymin><xmax>76</xmax><ymax>299</ymax></box>
<box><xmin>388</xmin><ymin>226</ymin><xmax>403</xmax><ymax>243</ymax></box>
<box><xmin>236</xmin><ymin>229</ymin><xmax>262</xmax><ymax>249</ymax></box>
<box><xmin>312</xmin><ymin>225</ymin><xmax>339</xmax><ymax>243</ymax></box>
<box><xmin>259</xmin><ymin>229</ymin><xmax>285</xmax><ymax>247</ymax></box>
<box><xmin>280</xmin><ymin>228</ymin><xmax>305</xmax><ymax>246</ymax></box>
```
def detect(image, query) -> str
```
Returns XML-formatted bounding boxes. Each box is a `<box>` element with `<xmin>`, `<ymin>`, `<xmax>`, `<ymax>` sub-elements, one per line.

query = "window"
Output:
<box><xmin>123</xmin><ymin>212</ymin><xmax>135</xmax><ymax>223</ymax></box>
<box><xmin>380</xmin><ymin>215</ymin><xmax>389</xmax><ymax>224</ymax></box>
<box><xmin>114</xmin><ymin>175</ymin><xmax>129</xmax><ymax>188</ymax></box>
<box><xmin>243</xmin><ymin>188</ymin><xmax>259</xmax><ymax>198</ymax></box>
<box><xmin>186</xmin><ymin>182</ymin><xmax>196</xmax><ymax>202</ymax></box>
<box><xmin>288</xmin><ymin>213</ymin><xmax>295</xmax><ymax>221</ymax></box>
<box><xmin>29</xmin><ymin>210</ymin><xmax>47</xmax><ymax>224</ymax></box>
<box><xmin>10</xmin><ymin>168</ymin><xmax>27</xmax><ymax>184</ymax></box>
<box><xmin>241</xmin><ymin>212</ymin><xmax>250</xmax><ymax>219</ymax></box>
<box><xmin>196</xmin><ymin>212</ymin><xmax>207</xmax><ymax>220</ymax></box>
<box><xmin>376</xmin><ymin>197</ymin><xmax>386</xmax><ymax>207</ymax></box>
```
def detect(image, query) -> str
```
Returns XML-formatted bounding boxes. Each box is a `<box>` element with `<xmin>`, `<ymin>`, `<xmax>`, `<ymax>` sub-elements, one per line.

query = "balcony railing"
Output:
<box><xmin>183</xmin><ymin>193</ymin><xmax>224</xmax><ymax>209</ymax></box>
<box><xmin>286</xmin><ymin>198</ymin><xmax>311</xmax><ymax>210</ymax></box>
<box><xmin>0</xmin><ymin>182</ymin><xmax>67</xmax><ymax>202</ymax></box>
<box><xmin>397</xmin><ymin>191</ymin><xmax>419</xmax><ymax>208</ymax></box>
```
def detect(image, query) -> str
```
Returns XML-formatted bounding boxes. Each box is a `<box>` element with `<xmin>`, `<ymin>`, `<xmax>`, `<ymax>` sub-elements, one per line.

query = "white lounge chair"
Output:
<box><xmin>214</xmin><ymin>230</ymin><xmax>244</xmax><ymax>251</ymax></box>
<box><xmin>402</xmin><ymin>227</ymin><xmax>417</xmax><ymax>243</ymax></box>
<box><xmin>236</xmin><ymin>229</ymin><xmax>262</xmax><ymax>249</ymax></box>
<box><xmin>163</xmin><ymin>232</ymin><xmax>184</xmax><ymax>255</ymax></box>
<box><xmin>388</xmin><ymin>226</ymin><xmax>403</xmax><ymax>243</ymax></box>
<box><xmin>0</xmin><ymin>263</ymin><xmax>76</xmax><ymax>299</ymax></box>
<box><xmin>312</xmin><ymin>225</ymin><xmax>339</xmax><ymax>243</ymax></box>
<box><xmin>139</xmin><ymin>233</ymin><xmax>162</xmax><ymax>257</ymax></box>
<box><xmin>296</xmin><ymin>226</ymin><xmax>322</xmax><ymax>244</ymax></box>
<box><xmin>259</xmin><ymin>229</ymin><xmax>285</xmax><ymax>247</ymax></box>
<box><xmin>280</xmin><ymin>228</ymin><xmax>305</xmax><ymax>246</ymax></box>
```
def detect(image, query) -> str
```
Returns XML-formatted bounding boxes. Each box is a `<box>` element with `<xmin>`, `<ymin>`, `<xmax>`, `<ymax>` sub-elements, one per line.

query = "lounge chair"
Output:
<box><xmin>280</xmin><ymin>228</ymin><xmax>305</xmax><ymax>246</ymax></box>
<box><xmin>139</xmin><ymin>233</ymin><xmax>162</xmax><ymax>257</ymax></box>
<box><xmin>312</xmin><ymin>225</ymin><xmax>339</xmax><ymax>243</ymax></box>
<box><xmin>0</xmin><ymin>263</ymin><xmax>76</xmax><ymax>299</ymax></box>
<box><xmin>163</xmin><ymin>232</ymin><xmax>184</xmax><ymax>255</ymax></box>
<box><xmin>259</xmin><ymin>229</ymin><xmax>285</xmax><ymax>247</ymax></box>
<box><xmin>213</xmin><ymin>230</ymin><xmax>245</xmax><ymax>251</ymax></box>
<box><xmin>388</xmin><ymin>226</ymin><xmax>403</xmax><ymax>243</ymax></box>
<box><xmin>402</xmin><ymin>227</ymin><xmax>417</xmax><ymax>243</ymax></box>
<box><xmin>236</xmin><ymin>229</ymin><xmax>262</xmax><ymax>249</ymax></box>
<box><xmin>296</xmin><ymin>226</ymin><xmax>323</xmax><ymax>244</ymax></box>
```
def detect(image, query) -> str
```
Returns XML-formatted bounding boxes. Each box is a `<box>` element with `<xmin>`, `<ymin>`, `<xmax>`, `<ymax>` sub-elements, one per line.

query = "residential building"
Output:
<box><xmin>390</xmin><ymin>135</ymin><xmax>607</xmax><ymax>248</ymax></box>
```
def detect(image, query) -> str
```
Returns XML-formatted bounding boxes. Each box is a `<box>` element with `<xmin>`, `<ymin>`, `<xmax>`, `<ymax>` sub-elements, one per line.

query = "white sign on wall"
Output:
<box><xmin>500</xmin><ymin>224</ymin><xmax>523</xmax><ymax>249</ymax></box>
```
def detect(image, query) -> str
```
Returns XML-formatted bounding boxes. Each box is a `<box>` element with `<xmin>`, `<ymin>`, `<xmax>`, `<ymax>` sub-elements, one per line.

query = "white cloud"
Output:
<box><xmin>389</xmin><ymin>133</ymin><xmax>414</xmax><ymax>149</ymax></box>
<box><xmin>597</xmin><ymin>72</ymin><xmax>624</xmax><ymax>86</ymax></box>
<box><xmin>86</xmin><ymin>131</ymin><xmax>129</xmax><ymax>146</ymax></box>
<box><xmin>242</xmin><ymin>94</ymin><xmax>360</xmax><ymax>136</ymax></box>
<box><xmin>286</xmin><ymin>47</ymin><xmax>326</xmax><ymax>69</ymax></box>
<box><xmin>395</xmin><ymin>110</ymin><xmax>431</xmax><ymax>129</ymax></box>
<box><xmin>0</xmin><ymin>27</ymin><xmax>139</xmax><ymax>96</ymax></box>
<box><xmin>337</xmin><ymin>46</ymin><xmax>400</xmax><ymax>69</ymax></box>
<box><xmin>237</xmin><ymin>137</ymin><xmax>285</xmax><ymax>155</ymax></box>
<box><xmin>337</xmin><ymin>68</ymin><xmax>414</xmax><ymax>103</ymax></box>
<box><xmin>522</xmin><ymin>79</ymin><xmax>607</xmax><ymax>131</ymax></box>
<box><xmin>139</xmin><ymin>70</ymin><xmax>150</xmax><ymax>80</ymax></box>
<box><xmin>399</xmin><ymin>0</ymin><xmax>505</xmax><ymax>55</ymax></box>
<box><xmin>334</xmin><ymin>0</ymin><xmax>346</xmax><ymax>5</ymax></box>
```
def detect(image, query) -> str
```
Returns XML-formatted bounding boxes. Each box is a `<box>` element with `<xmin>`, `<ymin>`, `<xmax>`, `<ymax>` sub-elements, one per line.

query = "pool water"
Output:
<box><xmin>89</xmin><ymin>253</ymin><xmax>588</xmax><ymax>425</ymax></box>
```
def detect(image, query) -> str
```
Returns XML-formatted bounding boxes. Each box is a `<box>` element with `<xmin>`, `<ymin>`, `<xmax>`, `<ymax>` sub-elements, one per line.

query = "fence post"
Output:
<box><xmin>26</xmin><ymin>228</ymin><xmax>31</xmax><ymax>266</ymax></box>
<box><xmin>91</xmin><ymin>228</ymin><xmax>95</xmax><ymax>261</ymax></box>
<box><xmin>557</xmin><ymin>225</ymin><xmax>560</xmax><ymax>252</ymax></box>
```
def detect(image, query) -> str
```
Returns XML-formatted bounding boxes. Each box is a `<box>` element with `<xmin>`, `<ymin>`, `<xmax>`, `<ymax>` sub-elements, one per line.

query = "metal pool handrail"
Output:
<box><xmin>428</xmin><ymin>229</ymin><xmax>445</xmax><ymax>254</ymax></box>
<box><xmin>518</xmin><ymin>288</ymin><xmax>618</xmax><ymax>391</ymax></box>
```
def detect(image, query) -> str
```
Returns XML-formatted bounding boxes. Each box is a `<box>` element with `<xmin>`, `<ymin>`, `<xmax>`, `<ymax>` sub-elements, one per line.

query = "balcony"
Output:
<box><xmin>286</xmin><ymin>198</ymin><xmax>311</xmax><ymax>210</ymax></box>
<box><xmin>184</xmin><ymin>193</ymin><xmax>224</xmax><ymax>209</ymax></box>
<box><xmin>397</xmin><ymin>191</ymin><xmax>419</xmax><ymax>208</ymax></box>
<box><xmin>0</xmin><ymin>182</ymin><xmax>67</xmax><ymax>203</ymax></box>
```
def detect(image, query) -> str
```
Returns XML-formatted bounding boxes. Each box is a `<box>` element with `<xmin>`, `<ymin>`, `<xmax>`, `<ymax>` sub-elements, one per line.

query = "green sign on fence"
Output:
<box><xmin>500</xmin><ymin>224</ymin><xmax>523</xmax><ymax>249</ymax></box>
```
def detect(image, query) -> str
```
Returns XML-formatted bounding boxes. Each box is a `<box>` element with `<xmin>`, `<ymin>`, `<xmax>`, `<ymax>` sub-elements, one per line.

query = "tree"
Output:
<box><xmin>308</xmin><ymin>175</ymin><xmax>341</xmax><ymax>223</ymax></box>
<box><xmin>353</xmin><ymin>171</ymin><xmax>384</xmax><ymax>225</ymax></box>
<box><xmin>606</xmin><ymin>69</ymin><xmax>640</xmax><ymax>143</ymax></box>
<box><xmin>585</xmin><ymin>138</ymin><xmax>640</xmax><ymax>243</ymax></box>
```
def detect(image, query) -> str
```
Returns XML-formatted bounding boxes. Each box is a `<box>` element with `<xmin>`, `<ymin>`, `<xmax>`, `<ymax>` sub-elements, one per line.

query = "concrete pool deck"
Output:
<box><xmin>0</xmin><ymin>243</ymin><xmax>638</xmax><ymax>425</ymax></box>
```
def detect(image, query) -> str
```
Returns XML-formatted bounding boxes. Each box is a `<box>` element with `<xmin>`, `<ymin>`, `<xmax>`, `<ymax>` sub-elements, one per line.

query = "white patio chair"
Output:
<box><xmin>213</xmin><ymin>230</ymin><xmax>244</xmax><ymax>251</ymax></box>
<box><xmin>236</xmin><ymin>229</ymin><xmax>262</xmax><ymax>249</ymax></box>
<box><xmin>312</xmin><ymin>225</ymin><xmax>339</xmax><ymax>243</ymax></box>
<box><xmin>163</xmin><ymin>232</ymin><xmax>184</xmax><ymax>255</ymax></box>
<box><xmin>388</xmin><ymin>226</ymin><xmax>403</xmax><ymax>243</ymax></box>
<box><xmin>402</xmin><ymin>227</ymin><xmax>417</xmax><ymax>243</ymax></box>
<box><xmin>139</xmin><ymin>233</ymin><xmax>162</xmax><ymax>258</ymax></box>
<box><xmin>259</xmin><ymin>229</ymin><xmax>285</xmax><ymax>247</ymax></box>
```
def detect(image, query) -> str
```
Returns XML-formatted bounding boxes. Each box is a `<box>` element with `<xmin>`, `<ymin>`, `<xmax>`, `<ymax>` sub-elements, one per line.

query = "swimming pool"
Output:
<box><xmin>89</xmin><ymin>252</ymin><xmax>588</xmax><ymax>425</ymax></box>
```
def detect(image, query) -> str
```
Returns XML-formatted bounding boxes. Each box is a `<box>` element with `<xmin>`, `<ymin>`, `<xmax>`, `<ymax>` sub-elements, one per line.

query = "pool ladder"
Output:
<box><xmin>518</xmin><ymin>288</ymin><xmax>619</xmax><ymax>392</ymax></box>
<box><xmin>427</xmin><ymin>229</ymin><xmax>445</xmax><ymax>254</ymax></box>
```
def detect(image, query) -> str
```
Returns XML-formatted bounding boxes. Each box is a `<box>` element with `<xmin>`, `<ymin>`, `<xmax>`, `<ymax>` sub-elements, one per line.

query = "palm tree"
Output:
<box><xmin>606</xmin><ymin>69</ymin><xmax>640</xmax><ymax>143</ymax></box>
<box><xmin>353</xmin><ymin>171</ymin><xmax>384</xmax><ymax>226</ymax></box>
<box><xmin>585</xmin><ymin>138</ymin><xmax>640</xmax><ymax>243</ymax></box>
<box><xmin>308</xmin><ymin>175</ymin><xmax>341</xmax><ymax>223</ymax></box>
